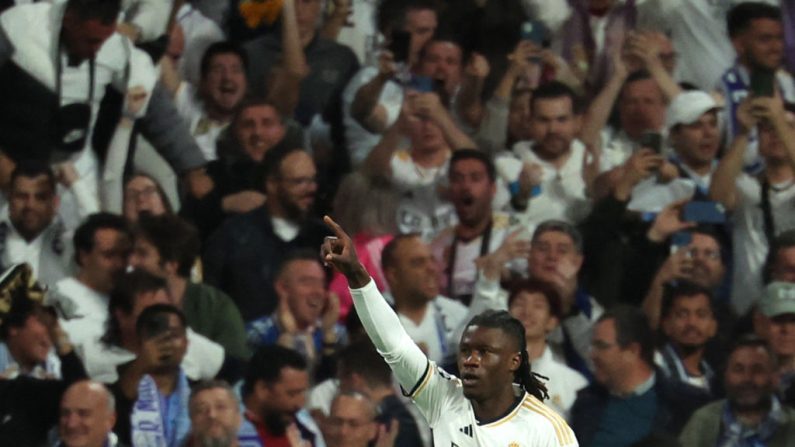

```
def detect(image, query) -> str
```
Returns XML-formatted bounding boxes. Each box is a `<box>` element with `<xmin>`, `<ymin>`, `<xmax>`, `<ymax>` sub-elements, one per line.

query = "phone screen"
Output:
<box><xmin>750</xmin><ymin>68</ymin><xmax>775</xmax><ymax>97</ymax></box>
<box><xmin>520</xmin><ymin>20</ymin><xmax>548</xmax><ymax>47</ymax></box>
<box><xmin>388</xmin><ymin>30</ymin><xmax>411</xmax><ymax>64</ymax></box>
<box><xmin>639</xmin><ymin>131</ymin><xmax>663</xmax><ymax>154</ymax></box>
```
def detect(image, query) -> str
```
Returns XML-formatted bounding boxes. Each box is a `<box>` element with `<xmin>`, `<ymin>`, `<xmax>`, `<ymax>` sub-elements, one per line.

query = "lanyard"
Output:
<box><xmin>760</xmin><ymin>178</ymin><xmax>776</xmax><ymax>244</ymax></box>
<box><xmin>446</xmin><ymin>220</ymin><xmax>493</xmax><ymax>301</ymax></box>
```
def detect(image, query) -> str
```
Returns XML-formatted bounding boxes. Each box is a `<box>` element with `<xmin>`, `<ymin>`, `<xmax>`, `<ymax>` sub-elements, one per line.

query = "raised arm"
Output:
<box><xmin>709</xmin><ymin>98</ymin><xmax>757</xmax><ymax>210</ymax></box>
<box><xmin>321</xmin><ymin>216</ymin><xmax>429</xmax><ymax>392</ymax></box>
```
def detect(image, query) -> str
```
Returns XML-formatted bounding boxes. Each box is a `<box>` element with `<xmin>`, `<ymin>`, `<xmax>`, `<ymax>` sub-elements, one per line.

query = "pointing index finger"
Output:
<box><xmin>323</xmin><ymin>215</ymin><xmax>349</xmax><ymax>240</ymax></box>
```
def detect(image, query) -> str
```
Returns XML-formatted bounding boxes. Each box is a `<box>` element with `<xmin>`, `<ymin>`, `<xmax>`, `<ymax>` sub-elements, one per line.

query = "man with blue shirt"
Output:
<box><xmin>245</xmin><ymin>250</ymin><xmax>345</xmax><ymax>371</ymax></box>
<box><xmin>571</xmin><ymin>306</ymin><xmax>688</xmax><ymax>446</ymax></box>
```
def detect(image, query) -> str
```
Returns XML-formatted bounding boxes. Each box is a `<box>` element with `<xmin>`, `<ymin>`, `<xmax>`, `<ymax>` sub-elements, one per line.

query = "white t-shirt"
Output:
<box><xmin>431</xmin><ymin>212</ymin><xmax>521</xmax><ymax>299</ymax></box>
<box><xmin>512</xmin><ymin>139</ymin><xmax>592</xmax><ymax>226</ymax></box>
<box><xmin>531</xmin><ymin>346</ymin><xmax>588</xmax><ymax>421</ymax></box>
<box><xmin>391</xmin><ymin>149</ymin><xmax>457</xmax><ymax>240</ymax></box>
<box><xmin>271</xmin><ymin>217</ymin><xmax>300</xmax><ymax>242</ymax></box>
<box><xmin>175</xmin><ymin>82</ymin><xmax>228</xmax><ymax>161</ymax></box>
<box><xmin>394</xmin><ymin>295</ymin><xmax>468</xmax><ymax>365</ymax></box>
<box><xmin>731</xmin><ymin>173</ymin><xmax>795</xmax><ymax>315</ymax></box>
<box><xmin>54</xmin><ymin>277</ymin><xmax>109</xmax><ymax>348</ymax></box>
<box><xmin>342</xmin><ymin>66</ymin><xmax>405</xmax><ymax>166</ymax></box>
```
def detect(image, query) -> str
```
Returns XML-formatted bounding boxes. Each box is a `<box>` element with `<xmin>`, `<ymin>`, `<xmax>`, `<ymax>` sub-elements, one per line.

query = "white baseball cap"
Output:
<box><xmin>665</xmin><ymin>91</ymin><xmax>721</xmax><ymax>129</ymax></box>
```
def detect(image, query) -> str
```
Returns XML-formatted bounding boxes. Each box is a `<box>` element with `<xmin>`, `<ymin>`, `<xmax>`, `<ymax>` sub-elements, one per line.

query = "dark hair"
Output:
<box><xmin>764</xmin><ymin>229</ymin><xmax>795</xmax><ymax>283</ymax></box>
<box><xmin>65</xmin><ymin>0</ymin><xmax>122</xmax><ymax>24</ymax></box>
<box><xmin>102</xmin><ymin>270</ymin><xmax>169</xmax><ymax>347</ymax></box>
<box><xmin>262</xmin><ymin>144</ymin><xmax>307</xmax><ymax>184</ymax></box>
<box><xmin>0</xmin><ymin>292</ymin><xmax>36</xmax><ymax>340</ymax></box>
<box><xmin>274</xmin><ymin>248</ymin><xmax>324</xmax><ymax>281</ymax></box>
<box><xmin>660</xmin><ymin>281</ymin><xmax>715</xmax><ymax>321</ymax></box>
<box><xmin>531</xmin><ymin>81</ymin><xmax>581</xmax><ymax>114</ymax></box>
<box><xmin>135</xmin><ymin>215</ymin><xmax>200</xmax><ymax>278</ymax></box>
<box><xmin>598</xmin><ymin>306</ymin><xmax>655</xmax><ymax>366</ymax></box>
<box><xmin>377</xmin><ymin>0</ymin><xmax>438</xmax><ymax>35</ymax></box>
<box><xmin>725</xmin><ymin>334</ymin><xmax>774</xmax><ymax>370</ymax></box>
<box><xmin>450</xmin><ymin>149</ymin><xmax>496</xmax><ymax>182</ymax></box>
<box><xmin>381</xmin><ymin>233</ymin><xmax>422</xmax><ymax>271</ymax></box>
<box><xmin>123</xmin><ymin>173</ymin><xmax>174</xmax><ymax>216</ymax></box>
<box><xmin>531</xmin><ymin>220</ymin><xmax>583</xmax><ymax>253</ymax></box>
<box><xmin>620</xmin><ymin>70</ymin><xmax>664</xmax><ymax>102</ymax></box>
<box><xmin>135</xmin><ymin>303</ymin><xmax>187</xmax><ymax>338</ymax></box>
<box><xmin>727</xmin><ymin>2</ymin><xmax>781</xmax><ymax>39</ymax></box>
<box><xmin>73</xmin><ymin>213</ymin><xmax>130</xmax><ymax>267</ymax></box>
<box><xmin>243</xmin><ymin>345</ymin><xmax>307</xmax><ymax>397</ymax></box>
<box><xmin>200</xmin><ymin>41</ymin><xmax>249</xmax><ymax>79</ymax></box>
<box><xmin>10</xmin><ymin>160</ymin><xmax>56</xmax><ymax>195</ymax></box>
<box><xmin>337</xmin><ymin>341</ymin><xmax>392</xmax><ymax>388</ymax></box>
<box><xmin>507</xmin><ymin>279</ymin><xmax>563</xmax><ymax>319</ymax></box>
<box><xmin>465</xmin><ymin>310</ymin><xmax>549</xmax><ymax>401</ymax></box>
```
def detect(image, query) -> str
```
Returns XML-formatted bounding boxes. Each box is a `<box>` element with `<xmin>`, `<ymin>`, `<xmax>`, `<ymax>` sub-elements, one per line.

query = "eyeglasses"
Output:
<box><xmin>125</xmin><ymin>185</ymin><xmax>159</xmax><ymax>201</ymax></box>
<box><xmin>685</xmin><ymin>248</ymin><xmax>721</xmax><ymax>260</ymax></box>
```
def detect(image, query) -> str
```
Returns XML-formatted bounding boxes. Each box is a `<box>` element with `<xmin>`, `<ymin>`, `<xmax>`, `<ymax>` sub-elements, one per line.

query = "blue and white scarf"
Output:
<box><xmin>130</xmin><ymin>371</ymin><xmax>191</xmax><ymax>447</ymax></box>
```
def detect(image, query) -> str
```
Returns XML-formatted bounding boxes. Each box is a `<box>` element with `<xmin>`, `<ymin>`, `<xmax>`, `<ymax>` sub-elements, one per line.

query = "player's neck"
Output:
<box><xmin>471</xmin><ymin>384</ymin><xmax>521</xmax><ymax>423</ymax></box>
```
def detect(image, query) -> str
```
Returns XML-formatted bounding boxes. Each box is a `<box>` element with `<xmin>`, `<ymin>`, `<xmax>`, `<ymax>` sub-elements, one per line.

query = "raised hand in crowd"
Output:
<box><xmin>374</xmin><ymin>419</ymin><xmax>400</xmax><ymax>447</ymax></box>
<box><xmin>475</xmin><ymin>230</ymin><xmax>533</xmax><ymax>281</ymax></box>
<box><xmin>457</xmin><ymin>52</ymin><xmax>490</xmax><ymax>128</ymax></box>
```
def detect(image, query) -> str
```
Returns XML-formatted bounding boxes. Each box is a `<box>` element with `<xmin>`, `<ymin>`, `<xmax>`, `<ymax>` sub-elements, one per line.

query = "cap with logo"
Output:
<box><xmin>759</xmin><ymin>281</ymin><xmax>795</xmax><ymax>317</ymax></box>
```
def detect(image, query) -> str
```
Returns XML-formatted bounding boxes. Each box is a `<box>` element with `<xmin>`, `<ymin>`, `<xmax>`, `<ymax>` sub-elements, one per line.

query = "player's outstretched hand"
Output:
<box><xmin>322</xmin><ymin>216</ymin><xmax>371</xmax><ymax>288</ymax></box>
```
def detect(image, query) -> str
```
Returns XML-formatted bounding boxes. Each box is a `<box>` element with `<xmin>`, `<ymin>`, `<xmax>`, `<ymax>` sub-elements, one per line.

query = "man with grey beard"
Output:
<box><xmin>186</xmin><ymin>381</ymin><xmax>242</xmax><ymax>447</ymax></box>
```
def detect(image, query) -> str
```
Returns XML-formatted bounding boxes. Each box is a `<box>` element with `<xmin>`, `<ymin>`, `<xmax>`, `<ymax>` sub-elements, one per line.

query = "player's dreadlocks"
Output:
<box><xmin>466</xmin><ymin>310</ymin><xmax>549</xmax><ymax>401</ymax></box>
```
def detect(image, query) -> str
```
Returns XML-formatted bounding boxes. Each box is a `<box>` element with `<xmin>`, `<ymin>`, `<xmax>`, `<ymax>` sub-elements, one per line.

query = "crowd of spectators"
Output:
<box><xmin>2</xmin><ymin>0</ymin><xmax>795</xmax><ymax>446</ymax></box>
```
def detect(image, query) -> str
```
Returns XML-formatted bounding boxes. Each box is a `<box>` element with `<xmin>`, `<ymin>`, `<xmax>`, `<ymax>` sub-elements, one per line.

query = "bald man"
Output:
<box><xmin>324</xmin><ymin>392</ymin><xmax>382</xmax><ymax>447</ymax></box>
<box><xmin>58</xmin><ymin>380</ymin><xmax>117</xmax><ymax>447</ymax></box>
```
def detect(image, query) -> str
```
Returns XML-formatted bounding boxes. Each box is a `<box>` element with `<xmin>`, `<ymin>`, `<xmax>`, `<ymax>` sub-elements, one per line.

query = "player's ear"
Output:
<box><xmin>509</xmin><ymin>350</ymin><xmax>522</xmax><ymax>373</ymax></box>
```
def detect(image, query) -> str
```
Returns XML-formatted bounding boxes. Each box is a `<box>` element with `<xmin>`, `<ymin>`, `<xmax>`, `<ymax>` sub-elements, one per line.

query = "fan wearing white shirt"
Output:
<box><xmin>710</xmin><ymin>95</ymin><xmax>795</xmax><ymax>316</ymax></box>
<box><xmin>510</xmin><ymin>81</ymin><xmax>593</xmax><ymax>226</ymax></box>
<box><xmin>0</xmin><ymin>161</ymin><xmax>73</xmax><ymax>287</ymax></box>
<box><xmin>53</xmin><ymin>213</ymin><xmax>132</xmax><ymax>348</ymax></box>
<box><xmin>382</xmin><ymin>233</ymin><xmax>468</xmax><ymax>366</ymax></box>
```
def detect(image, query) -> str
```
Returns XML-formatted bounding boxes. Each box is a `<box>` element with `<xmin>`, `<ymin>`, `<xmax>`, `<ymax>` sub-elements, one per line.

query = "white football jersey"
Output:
<box><xmin>408</xmin><ymin>361</ymin><xmax>578</xmax><ymax>447</ymax></box>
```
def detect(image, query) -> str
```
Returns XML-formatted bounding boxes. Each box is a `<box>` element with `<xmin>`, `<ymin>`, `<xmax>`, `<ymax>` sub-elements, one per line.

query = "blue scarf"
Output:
<box><xmin>130</xmin><ymin>370</ymin><xmax>191</xmax><ymax>447</ymax></box>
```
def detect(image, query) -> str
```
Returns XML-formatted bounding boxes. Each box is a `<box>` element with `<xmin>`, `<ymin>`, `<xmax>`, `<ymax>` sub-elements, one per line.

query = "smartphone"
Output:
<box><xmin>682</xmin><ymin>201</ymin><xmax>726</xmax><ymax>224</ymax></box>
<box><xmin>406</xmin><ymin>75</ymin><xmax>433</xmax><ymax>92</ymax></box>
<box><xmin>670</xmin><ymin>231</ymin><xmax>693</xmax><ymax>255</ymax></box>
<box><xmin>388</xmin><ymin>30</ymin><xmax>411</xmax><ymax>64</ymax></box>
<box><xmin>520</xmin><ymin>20</ymin><xmax>548</xmax><ymax>47</ymax></box>
<box><xmin>639</xmin><ymin>131</ymin><xmax>663</xmax><ymax>154</ymax></box>
<box><xmin>750</xmin><ymin>68</ymin><xmax>775</xmax><ymax>97</ymax></box>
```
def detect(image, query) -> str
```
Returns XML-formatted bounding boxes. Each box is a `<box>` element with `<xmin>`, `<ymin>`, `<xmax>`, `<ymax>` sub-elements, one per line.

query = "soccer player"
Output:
<box><xmin>321</xmin><ymin>216</ymin><xmax>578</xmax><ymax>447</ymax></box>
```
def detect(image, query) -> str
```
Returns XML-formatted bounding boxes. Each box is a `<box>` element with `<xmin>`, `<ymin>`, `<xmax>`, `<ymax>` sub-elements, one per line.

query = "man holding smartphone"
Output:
<box><xmin>343</xmin><ymin>0</ymin><xmax>438</xmax><ymax>166</ymax></box>
<box><xmin>710</xmin><ymin>93</ymin><xmax>795</xmax><ymax>316</ymax></box>
<box><xmin>717</xmin><ymin>2</ymin><xmax>795</xmax><ymax>171</ymax></box>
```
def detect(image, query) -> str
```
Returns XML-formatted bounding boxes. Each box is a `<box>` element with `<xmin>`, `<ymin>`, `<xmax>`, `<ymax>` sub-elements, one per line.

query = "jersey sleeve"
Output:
<box><xmin>350</xmin><ymin>279</ymin><xmax>460</xmax><ymax>426</ymax></box>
